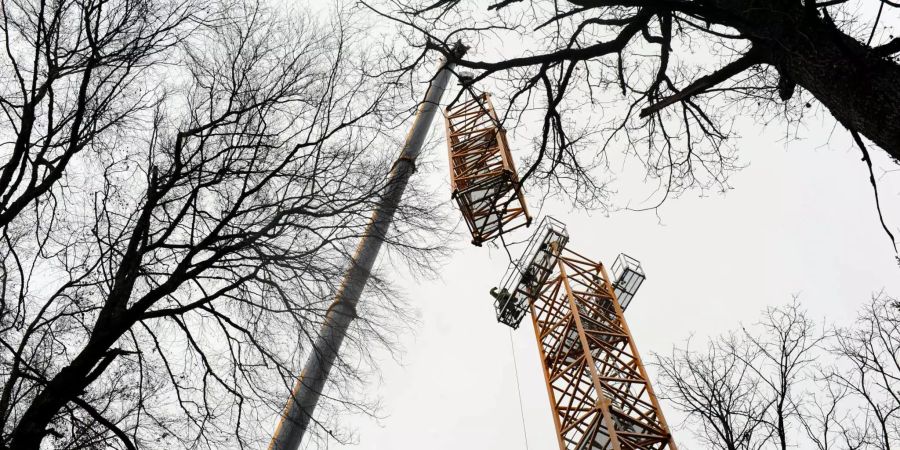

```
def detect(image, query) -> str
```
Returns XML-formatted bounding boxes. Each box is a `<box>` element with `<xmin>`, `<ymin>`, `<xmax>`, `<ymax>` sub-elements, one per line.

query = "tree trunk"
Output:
<box><xmin>721</xmin><ymin>1</ymin><xmax>900</xmax><ymax>161</ymax></box>
<box><xmin>7</xmin><ymin>331</ymin><xmax>119</xmax><ymax>449</ymax></box>
<box><xmin>8</xmin><ymin>240</ymin><xmax>149</xmax><ymax>448</ymax></box>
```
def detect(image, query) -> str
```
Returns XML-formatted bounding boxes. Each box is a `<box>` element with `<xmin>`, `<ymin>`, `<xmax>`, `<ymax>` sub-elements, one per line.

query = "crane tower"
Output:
<box><xmin>442</xmin><ymin>87</ymin><xmax>675</xmax><ymax>449</ymax></box>
<box><xmin>491</xmin><ymin>219</ymin><xmax>676</xmax><ymax>450</ymax></box>
<box><xmin>441</xmin><ymin>69</ymin><xmax>680</xmax><ymax>449</ymax></box>
<box><xmin>492</xmin><ymin>220</ymin><xmax>677</xmax><ymax>450</ymax></box>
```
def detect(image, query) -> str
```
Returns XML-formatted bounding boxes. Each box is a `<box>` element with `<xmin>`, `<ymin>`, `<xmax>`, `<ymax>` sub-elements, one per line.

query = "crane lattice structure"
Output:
<box><xmin>536</xmin><ymin>250</ymin><xmax>674</xmax><ymax>449</ymax></box>
<box><xmin>490</xmin><ymin>218</ymin><xmax>677</xmax><ymax>450</ymax></box>
<box><xmin>445</xmin><ymin>91</ymin><xmax>530</xmax><ymax>246</ymax></box>
<box><xmin>443</xmin><ymin>87</ymin><xmax>676</xmax><ymax>450</ymax></box>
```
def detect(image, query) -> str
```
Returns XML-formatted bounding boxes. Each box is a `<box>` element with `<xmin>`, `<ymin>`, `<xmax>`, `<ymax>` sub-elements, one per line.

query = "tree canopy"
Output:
<box><xmin>0</xmin><ymin>1</ymin><xmax>443</xmax><ymax>448</ymax></box>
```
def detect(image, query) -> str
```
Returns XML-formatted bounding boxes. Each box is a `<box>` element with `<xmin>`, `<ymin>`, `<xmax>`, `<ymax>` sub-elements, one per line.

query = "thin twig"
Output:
<box><xmin>851</xmin><ymin>129</ymin><xmax>898</xmax><ymax>255</ymax></box>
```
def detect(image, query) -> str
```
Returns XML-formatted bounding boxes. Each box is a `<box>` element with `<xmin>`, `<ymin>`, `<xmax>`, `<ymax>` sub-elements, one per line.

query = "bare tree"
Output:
<box><xmin>829</xmin><ymin>292</ymin><xmax>900</xmax><ymax>450</ymax></box>
<box><xmin>0</xmin><ymin>1</ymin><xmax>444</xmax><ymax>449</ymax></box>
<box><xmin>736</xmin><ymin>299</ymin><xmax>826</xmax><ymax>450</ymax></box>
<box><xmin>798</xmin><ymin>376</ymin><xmax>863</xmax><ymax>450</ymax></box>
<box><xmin>655</xmin><ymin>301</ymin><xmax>824</xmax><ymax>450</ymax></box>
<box><xmin>0</xmin><ymin>0</ymin><xmax>201</xmax><ymax>230</ymax></box>
<box><xmin>656</xmin><ymin>296</ymin><xmax>900</xmax><ymax>450</ymax></box>
<box><xmin>654</xmin><ymin>335</ymin><xmax>769</xmax><ymax>450</ymax></box>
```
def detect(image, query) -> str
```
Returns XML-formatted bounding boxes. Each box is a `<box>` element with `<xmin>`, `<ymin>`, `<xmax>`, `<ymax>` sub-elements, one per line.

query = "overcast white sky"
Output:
<box><xmin>298</xmin><ymin>5</ymin><xmax>900</xmax><ymax>450</ymax></box>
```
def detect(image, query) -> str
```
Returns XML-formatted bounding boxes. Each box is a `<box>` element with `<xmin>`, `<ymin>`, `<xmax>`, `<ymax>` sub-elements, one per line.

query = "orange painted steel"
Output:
<box><xmin>444</xmin><ymin>92</ymin><xmax>531</xmax><ymax>245</ymax></box>
<box><xmin>527</xmin><ymin>248</ymin><xmax>677</xmax><ymax>450</ymax></box>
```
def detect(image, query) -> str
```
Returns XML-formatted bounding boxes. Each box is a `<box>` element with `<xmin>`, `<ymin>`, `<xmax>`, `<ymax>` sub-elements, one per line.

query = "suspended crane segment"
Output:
<box><xmin>445</xmin><ymin>92</ymin><xmax>531</xmax><ymax>245</ymax></box>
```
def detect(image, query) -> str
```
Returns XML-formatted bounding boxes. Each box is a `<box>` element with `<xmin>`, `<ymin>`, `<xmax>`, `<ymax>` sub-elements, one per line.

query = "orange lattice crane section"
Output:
<box><xmin>444</xmin><ymin>92</ymin><xmax>531</xmax><ymax>246</ymax></box>
<box><xmin>530</xmin><ymin>249</ymin><xmax>676</xmax><ymax>450</ymax></box>
<box><xmin>491</xmin><ymin>219</ymin><xmax>677</xmax><ymax>450</ymax></box>
<box><xmin>441</xmin><ymin>80</ymin><xmax>675</xmax><ymax>450</ymax></box>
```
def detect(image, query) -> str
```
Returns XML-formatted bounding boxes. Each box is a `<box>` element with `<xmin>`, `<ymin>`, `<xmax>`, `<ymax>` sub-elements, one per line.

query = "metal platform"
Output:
<box><xmin>611</xmin><ymin>253</ymin><xmax>645</xmax><ymax>311</ymax></box>
<box><xmin>490</xmin><ymin>216</ymin><xmax>569</xmax><ymax>328</ymax></box>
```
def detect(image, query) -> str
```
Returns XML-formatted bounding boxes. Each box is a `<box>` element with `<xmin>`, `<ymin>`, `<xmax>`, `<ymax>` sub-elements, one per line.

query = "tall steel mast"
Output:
<box><xmin>268</xmin><ymin>43</ymin><xmax>467</xmax><ymax>450</ymax></box>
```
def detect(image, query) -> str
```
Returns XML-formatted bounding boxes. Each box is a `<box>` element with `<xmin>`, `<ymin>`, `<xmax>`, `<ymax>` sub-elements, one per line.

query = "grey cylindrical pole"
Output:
<box><xmin>268</xmin><ymin>44</ymin><xmax>466</xmax><ymax>450</ymax></box>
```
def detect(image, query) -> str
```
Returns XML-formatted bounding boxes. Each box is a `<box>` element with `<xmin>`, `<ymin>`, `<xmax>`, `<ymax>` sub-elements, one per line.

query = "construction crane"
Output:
<box><xmin>444</xmin><ymin>89</ymin><xmax>677</xmax><ymax>449</ymax></box>
<box><xmin>490</xmin><ymin>219</ymin><xmax>677</xmax><ymax>450</ymax></box>
<box><xmin>270</xmin><ymin>43</ymin><xmax>676</xmax><ymax>450</ymax></box>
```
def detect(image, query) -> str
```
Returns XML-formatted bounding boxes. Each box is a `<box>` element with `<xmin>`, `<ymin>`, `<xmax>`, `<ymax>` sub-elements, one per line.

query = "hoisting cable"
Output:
<box><xmin>448</xmin><ymin>72</ymin><xmax>531</xmax><ymax>449</ymax></box>
<box><xmin>508</xmin><ymin>328</ymin><xmax>531</xmax><ymax>450</ymax></box>
<box><xmin>498</xmin><ymin>225</ymin><xmax>526</xmax><ymax>278</ymax></box>
<box><xmin>496</xmin><ymin>196</ymin><xmax>548</xmax><ymax>278</ymax></box>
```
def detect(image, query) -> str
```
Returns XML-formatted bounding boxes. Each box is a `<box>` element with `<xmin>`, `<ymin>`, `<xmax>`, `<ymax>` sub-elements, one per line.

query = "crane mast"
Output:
<box><xmin>487</xmin><ymin>217</ymin><xmax>677</xmax><ymax>450</ymax></box>
<box><xmin>268</xmin><ymin>43</ymin><xmax>467</xmax><ymax>450</ymax></box>
<box><xmin>528</xmin><ymin>247</ymin><xmax>675</xmax><ymax>450</ymax></box>
<box><xmin>444</xmin><ymin>88</ymin><xmax>677</xmax><ymax>450</ymax></box>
